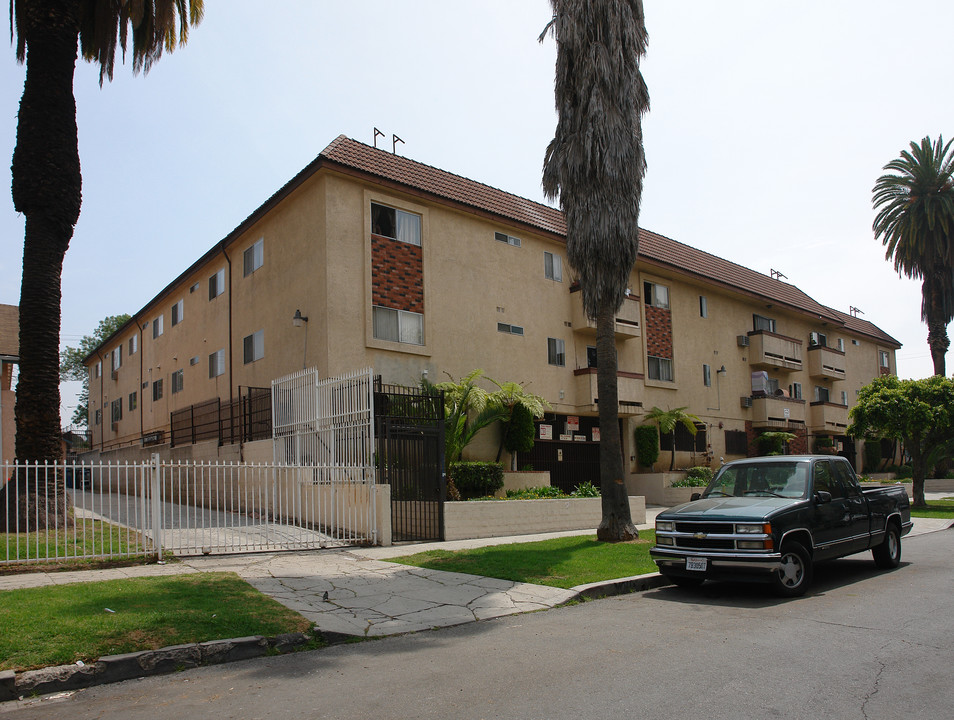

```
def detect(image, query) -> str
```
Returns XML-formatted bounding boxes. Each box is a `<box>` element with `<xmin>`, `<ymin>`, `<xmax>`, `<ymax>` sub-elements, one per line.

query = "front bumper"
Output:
<box><xmin>650</xmin><ymin>547</ymin><xmax>784</xmax><ymax>580</ymax></box>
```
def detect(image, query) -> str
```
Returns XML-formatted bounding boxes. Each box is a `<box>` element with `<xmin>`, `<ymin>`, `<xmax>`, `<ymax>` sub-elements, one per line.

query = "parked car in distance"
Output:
<box><xmin>650</xmin><ymin>455</ymin><xmax>912</xmax><ymax>597</ymax></box>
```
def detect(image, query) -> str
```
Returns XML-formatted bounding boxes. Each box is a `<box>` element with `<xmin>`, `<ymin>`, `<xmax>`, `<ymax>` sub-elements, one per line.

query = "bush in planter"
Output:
<box><xmin>449</xmin><ymin>461</ymin><xmax>504</xmax><ymax>499</ymax></box>
<box><xmin>634</xmin><ymin>424</ymin><xmax>659</xmax><ymax>468</ymax></box>
<box><xmin>570</xmin><ymin>481</ymin><xmax>600</xmax><ymax>497</ymax></box>
<box><xmin>757</xmin><ymin>431</ymin><xmax>796</xmax><ymax>456</ymax></box>
<box><xmin>505</xmin><ymin>486</ymin><xmax>567</xmax><ymax>500</ymax></box>
<box><xmin>670</xmin><ymin>466</ymin><xmax>713</xmax><ymax>487</ymax></box>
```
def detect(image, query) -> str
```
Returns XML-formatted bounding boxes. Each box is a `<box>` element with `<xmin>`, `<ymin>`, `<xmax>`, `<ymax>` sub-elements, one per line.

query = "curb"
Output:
<box><xmin>0</xmin><ymin>632</ymin><xmax>315</xmax><ymax>703</ymax></box>
<box><xmin>571</xmin><ymin>571</ymin><xmax>671</xmax><ymax>600</ymax></box>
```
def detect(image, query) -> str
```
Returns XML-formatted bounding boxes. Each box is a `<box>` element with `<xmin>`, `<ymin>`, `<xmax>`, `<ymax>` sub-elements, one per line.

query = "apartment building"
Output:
<box><xmin>84</xmin><ymin>135</ymin><xmax>900</xmax><ymax>477</ymax></box>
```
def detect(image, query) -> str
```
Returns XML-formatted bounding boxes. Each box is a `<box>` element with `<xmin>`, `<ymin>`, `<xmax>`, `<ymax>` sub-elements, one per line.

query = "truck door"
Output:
<box><xmin>811</xmin><ymin>459</ymin><xmax>856</xmax><ymax>560</ymax></box>
<box><xmin>832</xmin><ymin>458</ymin><xmax>871</xmax><ymax>553</ymax></box>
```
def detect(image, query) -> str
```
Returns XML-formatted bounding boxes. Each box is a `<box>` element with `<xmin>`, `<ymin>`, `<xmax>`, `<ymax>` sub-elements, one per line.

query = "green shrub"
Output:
<box><xmin>757</xmin><ymin>431</ymin><xmax>796</xmax><ymax>456</ymax></box>
<box><xmin>685</xmin><ymin>466</ymin><xmax>713</xmax><ymax>483</ymax></box>
<box><xmin>505</xmin><ymin>486</ymin><xmax>567</xmax><ymax>500</ymax></box>
<box><xmin>863</xmin><ymin>439</ymin><xmax>882</xmax><ymax>470</ymax></box>
<box><xmin>570</xmin><ymin>481</ymin><xmax>600</xmax><ymax>497</ymax></box>
<box><xmin>503</xmin><ymin>403</ymin><xmax>536</xmax><ymax>455</ymax></box>
<box><xmin>634</xmin><ymin>424</ymin><xmax>659</xmax><ymax>468</ymax></box>
<box><xmin>449</xmin><ymin>461</ymin><xmax>504</xmax><ymax>500</ymax></box>
<box><xmin>895</xmin><ymin>465</ymin><xmax>913</xmax><ymax>479</ymax></box>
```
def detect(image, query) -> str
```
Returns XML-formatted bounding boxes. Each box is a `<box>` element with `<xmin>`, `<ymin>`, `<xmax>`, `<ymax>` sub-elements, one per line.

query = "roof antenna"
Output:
<box><xmin>849</xmin><ymin>306</ymin><xmax>865</xmax><ymax>317</ymax></box>
<box><xmin>373</xmin><ymin>127</ymin><xmax>385</xmax><ymax>149</ymax></box>
<box><xmin>770</xmin><ymin>269</ymin><xmax>788</xmax><ymax>281</ymax></box>
<box><xmin>392</xmin><ymin>134</ymin><xmax>404</xmax><ymax>155</ymax></box>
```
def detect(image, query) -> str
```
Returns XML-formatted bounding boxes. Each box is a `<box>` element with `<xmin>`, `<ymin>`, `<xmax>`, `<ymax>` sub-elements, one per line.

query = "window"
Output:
<box><xmin>547</xmin><ymin>338</ymin><xmax>566</xmax><ymax>366</ymax></box>
<box><xmin>129</xmin><ymin>335</ymin><xmax>137</xmax><ymax>355</ymax></box>
<box><xmin>660</xmin><ymin>423</ymin><xmax>706</xmax><ymax>452</ymax></box>
<box><xmin>753</xmin><ymin>314</ymin><xmax>776</xmax><ymax>333</ymax></box>
<box><xmin>643</xmin><ymin>281</ymin><xmax>670</xmax><ymax>309</ymax></box>
<box><xmin>767</xmin><ymin>378</ymin><xmax>780</xmax><ymax>395</ymax></box>
<box><xmin>837</xmin><ymin>338</ymin><xmax>845</xmax><ymax>352</ymax></box>
<box><xmin>243</xmin><ymin>238</ymin><xmax>264</xmax><ymax>276</ymax></box>
<box><xmin>699</xmin><ymin>296</ymin><xmax>708</xmax><ymax>318</ymax></box>
<box><xmin>243</xmin><ymin>329</ymin><xmax>265</xmax><ymax>364</ymax></box>
<box><xmin>94</xmin><ymin>409</ymin><xmax>102</xmax><ymax>426</ymax></box>
<box><xmin>725</xmin><ymin>429</ymin><xmax>748</xmax><ymax>455</ymax></box>
<box><xmin>372</xmin><ymin>307</ymin><xmax>424</xmax><ymax>345</ymax></box>
<box><xmin>171</xmin><ymin>299</ymin><xmax>184</xmax><ymax>326</ymax></box>
<box><xmin>852</xmin><ymin>339</ymin><xmax>860</xmax><ymax>346</ymax></box>
<box><xmin>878</xmin><ymin>350</ymin><xmax>890</xmax><ymax>369</ymax></box>
<box><xmin>209</xmin><ymin>349</ymin><xmax>226</xmax><ymax>378</ymax></box>
<box><xmin>841</xmin><ymin>390</ymin><xmax>848</xmax><ymax>406</ymax></box>
<box><xmin>94</xmin><ymin>361</ymin><xmax>102</xmax><ymax>378</ymax></box>
<box><xmin>153</xmin><ymin>379</ymin><xmax>163</xmax><ymax>401</ymax></box>
<box><xmin>494</xmin><ymin>231</ymin><xmax>521</xmax><ymax>247</ymax></box>
<box><xmin>171</xmin><ymin>369</ymin><xmax>184</xmax><ymax>394</ymax></box>
<box><xmin>189</xmin><ymin>356</ymin><xmax>199</xmax><ymax>366</ymax></box>
<box><xmin>703</xmin><ymin>364</ymin><xmax>712</xmax><ymax>387</ymax></box>
<box><xmin>809</xmin><ymin>331</ymin><xmax>827</xmax><ymax>347</ymax></box>
<box><xmin>586</xmin><ymin>345</ymin><xmax>598</xmax><ymax>369</ymax></box>
<box><xmin>111</xmin><ymin>398</ymin><xmax>122</xmax><ymax>423</ymax></box>
<box><xmin>497</xmin><ymin>322</ymin><xmax>524</xmax><ymax>336</ymax></box>
<box><xmin>790</xmin><ymin>382</ymin><xmax>803</xmax><ymax>400</ymax></box>
<box><xmin>189</xmin><ymin>282</ymin><xmax>199</xmax><ymax>293</ymax></box>
<box><xmin>371</xmin><ymin>203</ymin><xmax>421</xmax><ymax>246</ymax></box>
<box><xmin>153</xmin><ymin>315</ymin><xmax>163</xmax><ymax>339</ymax></box>
<box><xmin>128</xmin><ymin>391</ymin><xmax>137</xmax><ymax>411</ymax></box>
<box><xmin>209</xmin><ymin>268</ymin><xmax>226</xmax><ymax>299</ymax></box>
<box><xmin>544</xmin><ymin>252</ymin><xmax>563</xmax><ymax>281</ymax></box>
<box><xmin>111</xmin><ymin>346</ymin><xmax>122</xmax><ymax>372</ymax></box>
<box><xmin>814</xmin><ymin>386</ymin><xmax>830</xmax><ymax>403</ymax></box>
<box><xmin>647</xmin><ymin>355</ymin><xmax>673</xmax><ymax>381</ymax></box>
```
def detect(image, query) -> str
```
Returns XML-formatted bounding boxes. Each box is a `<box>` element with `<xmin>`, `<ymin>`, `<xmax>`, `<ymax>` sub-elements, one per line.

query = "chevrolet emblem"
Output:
<box><xmin>693</xmin><ymin>532</ymin><xmax>707</xmax><ymax>540</ymax></box>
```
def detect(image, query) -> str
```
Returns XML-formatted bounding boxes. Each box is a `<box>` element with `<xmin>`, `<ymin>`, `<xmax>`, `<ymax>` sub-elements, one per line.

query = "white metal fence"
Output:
<box><xmin>1</xmin><ymin>455</ymin><xmax>378</xmax><ymax>566</ymax></box>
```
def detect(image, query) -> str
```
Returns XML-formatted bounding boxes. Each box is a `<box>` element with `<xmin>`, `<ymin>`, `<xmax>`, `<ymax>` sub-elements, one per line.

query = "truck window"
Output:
<box><xmin>814</xmin><ymin>460</ymin><xmax>846</xmax><ymax>499</ymax></box>
<box><xmin>832</xmin><ymin>460</ymin><xmax>861</xmax><ymax>496</ymax></box>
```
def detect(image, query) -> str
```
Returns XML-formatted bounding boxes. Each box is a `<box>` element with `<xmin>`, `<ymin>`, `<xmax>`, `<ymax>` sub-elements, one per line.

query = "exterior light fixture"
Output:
<box><xmin>292</xmin><ymin>309</ymin><xmax>308</xmax><ymax>327</ymax></box>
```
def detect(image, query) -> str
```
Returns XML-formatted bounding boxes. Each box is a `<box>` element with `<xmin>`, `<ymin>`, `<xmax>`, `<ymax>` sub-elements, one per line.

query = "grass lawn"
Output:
<box><xmin>910</xmin><ymin>500</ymin><xmax>954</xmax><ymax>519</ymax></box>
<box><xmin>2</xmin><ymin>520</ymin><xmax>147</xmax><ymax>567</ymax></box>
<box><xmin>0</xmin><ymin>572</ymin><xmax>315</xmax><ymax>671</ymax></box>
<box><xmin>391</xmin><ymin>531</ymin><xmax>658</xmax><ymax>589</ymax></box>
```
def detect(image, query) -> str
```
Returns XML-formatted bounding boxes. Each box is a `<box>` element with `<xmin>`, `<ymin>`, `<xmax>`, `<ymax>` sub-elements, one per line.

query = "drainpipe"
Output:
<box><xmin>222</xmin><ymin>248</ymin><xmax>238</xmax><ymax>460</ymax></box>
<box><xmin>133</xmin><ymin>312</ymin><xmax>144</xmax><ymax>445</ymax></box>
<box><xmin>95</xmin><ymin>348</ymin><xmax>105</xmax><ymax>453</ymax></box>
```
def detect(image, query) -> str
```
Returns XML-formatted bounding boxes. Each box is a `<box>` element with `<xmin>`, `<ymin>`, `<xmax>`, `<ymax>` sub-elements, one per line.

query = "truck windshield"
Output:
<box><xmin>703</xmin><ymin>461</ymin><xmax>809</xmax><ymax>499</ymax></box>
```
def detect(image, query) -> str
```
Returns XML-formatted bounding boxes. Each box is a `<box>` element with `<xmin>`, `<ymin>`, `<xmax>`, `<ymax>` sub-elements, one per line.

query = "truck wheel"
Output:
<box><xmin>872</xmin><ymin>524</ymin><xmax>901</xmax><ymax>569</ymax></box>
<box><xmin>771</xmin><ymin>542</ymin><xmax>812</xmax><ymax>597</ymax></box>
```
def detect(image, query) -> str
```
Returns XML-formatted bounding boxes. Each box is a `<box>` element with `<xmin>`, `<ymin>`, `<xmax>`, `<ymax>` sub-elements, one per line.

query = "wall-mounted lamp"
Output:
<box><xmin>718</xmin><ymin>365</ymin><xmax>726</xmax><ymax>375</ymax></box>
<box><xmin>292</xmin><ymin>309</ymin><xmax>308</xmax><ymax>327</ymax></box>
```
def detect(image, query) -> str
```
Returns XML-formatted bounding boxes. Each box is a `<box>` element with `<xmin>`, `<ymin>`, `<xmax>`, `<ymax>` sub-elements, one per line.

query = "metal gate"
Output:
<box><xmin>374</xmin><ymin>382</ymin><xmax>445</xmax><ymax>542</ymax></box>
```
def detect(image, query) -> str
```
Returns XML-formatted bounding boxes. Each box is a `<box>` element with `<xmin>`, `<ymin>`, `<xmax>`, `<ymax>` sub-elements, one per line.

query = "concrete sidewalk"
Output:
<box><xmin>1</xmin><ymin>505</ymin><xmax>950</xmax><ymax>640</ymax></box>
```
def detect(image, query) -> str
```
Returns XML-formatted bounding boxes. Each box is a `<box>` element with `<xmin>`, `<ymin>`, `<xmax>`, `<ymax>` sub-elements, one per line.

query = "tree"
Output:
<box><xmin>540</xmin><ymin>0</ymin><xmax>649</xmax><ymax>542</ymax></box>
<box><xmin>872</xmin><ymin>136</ymin><xmax>954</xmax><ymax>376</ymax></box>
<box><xmin>643</xmin><ymin>406</ymin><xmax>700</xmax><ymax>471</ymax></box>
<box><xmin>433</xmin><ymin>370</ymin><xmax>507</xmax><ymax>466</ymax></box>
<box><xmin>10</xmin><ymin>1</ymin><xmax>204</xmax><ymax>464</ymax></box>
<box><xmin>849</xmin><ymin>374</ymin><xmax>954</xmax><ymax>508</ymax></box>
<box><xmin>60</xmin><ymin>314</ymin><xmax>130</xmax><ymax>427</ymax></box>
<box><xmin>489</xmin><ymin>378</ymin><xmax>550</xmax><ymax>467</ymax></box>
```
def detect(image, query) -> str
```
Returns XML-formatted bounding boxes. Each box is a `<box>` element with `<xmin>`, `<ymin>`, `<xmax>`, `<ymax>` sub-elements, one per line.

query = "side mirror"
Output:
<box><xmin>690</xmin><ymin>492</ymin><xmax>701</xmax><ymax>501</ymax></box>
<box><xmin>814</xmin><ymin>490</ymin><xmax>832</xmax><ymax>504</ymax></box>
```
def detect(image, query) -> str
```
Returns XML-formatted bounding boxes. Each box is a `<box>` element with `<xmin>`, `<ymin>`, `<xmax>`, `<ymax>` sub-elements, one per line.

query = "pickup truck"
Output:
<box><xmin>650</xmin><ymin>455</ymin><xmax>912</xmax><ymax>597</ymax></box>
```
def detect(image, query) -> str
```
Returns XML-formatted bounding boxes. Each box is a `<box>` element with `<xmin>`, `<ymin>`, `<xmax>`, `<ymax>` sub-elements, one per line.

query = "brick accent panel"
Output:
<box><xmin>371</xmin><ymin>234</ymin><xmax>424</xmax><ymax>312</ymax></box>
<box><xmin>645</xmin><ymin>305</ymin><xmax>673</xmax><ymax>359</ymax></box>
<box><xmin>746</xmin><ymin>421</ymin><xmax>809</xmax><ymax>456</ymax></box>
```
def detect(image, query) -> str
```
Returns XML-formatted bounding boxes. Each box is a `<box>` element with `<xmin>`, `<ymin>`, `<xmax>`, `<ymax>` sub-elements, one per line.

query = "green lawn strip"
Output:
<box><xmin>390</xmin><ymin>532</ymin><xmax>658</xmax><ymax>589</ymax></box>
<box><xmin>0</xmin><ymin>572</ymin><xmax>314</xmax><ymax>672</ymax></box>
<box><xmin>910</xmin><ymin>500</ymin><xmax>954</xmax><ymax>519</ymax></box>
<box><xmin>3</xmin><ymin>520</ymin><xmax>146</xmax><ymax>564</ymax></box>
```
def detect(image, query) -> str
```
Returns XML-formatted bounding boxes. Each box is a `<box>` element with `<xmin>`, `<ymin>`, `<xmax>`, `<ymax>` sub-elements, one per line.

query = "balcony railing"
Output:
<box><xmin>570</xmin><ymin>291</ymin><xmax>640</xmax><ymax>339</ymax></box>
<box><xmin>808</xmin><ymin>401</ymin><xmax>849</xmax><ymax>434</ymax></box>
<box><xmin>749</xmin><ymin>394</ymin><xmax>806</xmax><ymax>429</ymax></box>
<box><xmin>573</xmin><ymin>368</ymin><xmax>643</xmax><ymax>415</ymax></box>
<box><xmin>807</xmin><ymin>345</ymin><xmax>846</xmax><ymax>380</ymax></box>
<box><xmin>747</xmin><ymin>331</ymin><xmax>803</xmax><ymax>372</ymax></box>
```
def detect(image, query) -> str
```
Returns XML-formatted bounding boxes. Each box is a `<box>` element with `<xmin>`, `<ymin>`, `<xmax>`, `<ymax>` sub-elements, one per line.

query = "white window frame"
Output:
<box><xmin>753</xmin><ymin>314</ymin><xmax>776</xmax><ymax>333</ymax></box>
<box><xmin>495</xmin><ymin>231</ymin><xmax>521</xmax><ymax>247</ymax></box>
<box><xmin>371</xmin><ymin>203</ymin><xmax>421</xmax><ymax>246</ymax></box>
<box><xmin>643</xmin><ymin>281</ymin><xmax>670</xmax><ymax>309</ymax></box>
<box><xmin>209</xmin><ymin>268</ymin><xmax>226</xmax><ymax>300</ymax></box>
<box><xmin>243</xmin><ymin>238</ymin><xmax>264</xmax><ymax>277</ymax></box>
<box><xmin>209</xmin><ymin>348</ymin><xmax>226</xmax><ymax>378</ymax></box>
<box><xmin>814</xmin><ymin>385</ymin><xmax>830</xmax><ymax>403</ymax></box>
<box><xmin>372</xmin><ymin>306</ymin><xmax>424</xmax><ymax>345</ymax></box>
<box><xmin>171</xmin><ymin>369</ymin><xmax>184</xmax><ymax>394</ymax></box>
<box><xmin>841</xmin><ymin>390</ymin><xmax>848</xmax><ymax>406</ymax></box>
<box><xmin>243</xmin><ymin>329</ymin><xmax>265</xmax><ymax>364</ymax></box>
<box><xmin>544</xmin><ymin>252</ymin><xmax>563</xmax><ymax>282</ymax></box>
<box><xmin>547</xmin><ymin>337</ymin><xmax>566</xmax><ymax>366</ymax></box>
<box><xmin>111</xmin><ymin>346</ymin><xmax>122</xmax><ymax>372</ymax></box>
<box><xmin>647</xmin><ymin>355</ymin><xmax>673</xmax><ymax>382</ymax></box>
<box><xmin>129</xmin><ymin>334</ymin><xmax>138</xmax><ymax>355</ymax></box>
<box><xmin>94</xmin><ymin>361</ymin><xmax>102</xmax><ymax>378</ymax></box>
<box><xmin>171</xmin><ymin>298</ymin><xmax>184</xmax><ymax>326</ymax></box>
<box><xmin>703</xmin><ymin>364</ymin><xmax>712</xmax><ymax>387</ymax></box>
<box><xmin>791</xmin><ymin>382</ymin><xmax>803</xmax><ymax>400</ymax></box>
<box><xmin>837</xmin><ymin>338</ymin><xmax>845</xmax><ymax>352</ymax></box>
<box><xmin>153</xmin><ymin>315</ymin><xmax>164</xmax><ymax>339</ymax></box>
<box><xmin>878</xmin><ymin>350</ymin><xmax>890</xmax><ymax>368</ymax></box>
<box><xmin>497</xmin><ymin>322</ymin><xmax>524</xmax><ymax>336</ymax></box>
<box><xmin>699</xmin><ymin>296</ymin><xmax>708</xmax><ymax>318</ymax></box>
<box><xmin>153</xmin><ymin>378</ymin><xmax>163</xmax><ymax>401</ymax></box>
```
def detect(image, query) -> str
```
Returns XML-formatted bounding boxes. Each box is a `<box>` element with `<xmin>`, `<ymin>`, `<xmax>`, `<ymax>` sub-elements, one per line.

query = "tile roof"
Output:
<box><xmin>319</xmin><ymin>136</ymin><xmax>888</xmax><ymax>340</ymax></box>
<box><xmin>0</xmin><ymin>304</ymin><xmax>18</xmax><ymax>358</ymax></box>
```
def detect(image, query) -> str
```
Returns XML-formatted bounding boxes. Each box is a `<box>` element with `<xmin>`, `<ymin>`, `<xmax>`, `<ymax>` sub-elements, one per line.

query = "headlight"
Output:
<box><xmin>736</xmin><ymin>523</ymin><xmax>771</xmax><ymax>534</ymax></box>
<box><xmin>656</xmin><ymin>521</ymin><xmax>674</xmax><ymax>532</ymax></box>
<box><xmin>737</xmin><ymin>540</ymin><xmax>764</xmax><ymax>550</ymax></box>
<box><xmin>656</xmin><ymin>536</ymin><xmax>675</xmax><ymax>546</ymax></box>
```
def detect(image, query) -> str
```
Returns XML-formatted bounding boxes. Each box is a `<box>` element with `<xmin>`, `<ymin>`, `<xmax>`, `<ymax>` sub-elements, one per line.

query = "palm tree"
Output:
<box><xmin>7</xmin><ymin>1</ymin><xmax>203</xmax><ymax>530</ymax></box>
<box><xmin>643</xmin><ymin>406</ymin><xmax>700</xmax><ymax>472</ymax></box>
<box><xmin>872</xmin><ymin>136</ymin><xmax>954</xmax><ymax>376</ymax></box>
<box><xmin>540</xmin><ymin>0</ymin><xmax>649</xmax><ymax>541</ymax></box>
<box><xmin>488</xmin><ymin>379</ymin><xmax>550</xmax><ymax>468</ymax></box>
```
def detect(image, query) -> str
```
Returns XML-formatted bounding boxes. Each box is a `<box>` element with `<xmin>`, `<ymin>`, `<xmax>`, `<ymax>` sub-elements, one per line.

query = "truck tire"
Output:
<box><xmin>872</xmin><ymin>523</ymin><xmax>901</xmax><ymax>569</ymax></box>
<box><xmin>771</xmin><ymin>542</ymin><xmax>812</xmax><ymax>597</ymax></box>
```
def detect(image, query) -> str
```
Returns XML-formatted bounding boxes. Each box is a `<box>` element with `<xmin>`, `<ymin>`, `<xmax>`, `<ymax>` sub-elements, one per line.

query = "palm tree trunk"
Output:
<box><xmin>926</xmin><ymin>318</ymin><xmax>949</xmax><ymax>377</ymax></box>
<box><xmin>6</xmin><ymin>1</ymin><xmax>83</xmax><ymax>530</ymax></box>
<box><xmin>595</xmin><ymin>302</ymin><xmax>637</xmax><ymax>542</ymax></box>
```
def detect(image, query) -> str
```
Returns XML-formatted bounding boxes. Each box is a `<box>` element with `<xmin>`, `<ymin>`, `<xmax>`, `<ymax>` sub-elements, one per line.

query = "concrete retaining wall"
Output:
<box><xmin>443</xmin><ymin>496</ymin><xmax>646</xmax><ymax>541</ymax></box>
<box><xmin>624</xmin><ymin>473</ymin><xmax>704</xmax><ymax>506</ymax></box>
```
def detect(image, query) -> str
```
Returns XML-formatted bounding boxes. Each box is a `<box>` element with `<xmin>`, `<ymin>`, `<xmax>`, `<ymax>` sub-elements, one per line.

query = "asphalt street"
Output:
<box><xmin>5</xmin><ymin>528</ymin><xmax>951</xmax><ymax>720</ymax></box>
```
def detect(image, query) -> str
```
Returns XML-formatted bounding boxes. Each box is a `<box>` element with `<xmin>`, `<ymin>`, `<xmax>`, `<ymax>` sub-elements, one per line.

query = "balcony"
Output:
<box><xmin>808</xmin><ymin>401</ymin><xmax>849</xmax><ymax>434</ymax></box>
<box><xmin>570</xmin><ymin>291</ymin><xmax>640</xmax><ymax>339</ymax></box>
<box><xmin>749</xmin><ymin>395</ymin><xmax>806</xmax><ymax>430</ymax></box>
<box><xmin>807</xmin><ymin>345</ymin><xmax>846</xmax><ymax>381</ymax></box>
<box><xmin>746</xmin><ymin>331</ymin><xmax>803</xmax><ymax>372</ymax></box>
<box><xmin>573</xmin><ymin>368</ymin><xmax>642</xmax><ymax>416</ymax></box>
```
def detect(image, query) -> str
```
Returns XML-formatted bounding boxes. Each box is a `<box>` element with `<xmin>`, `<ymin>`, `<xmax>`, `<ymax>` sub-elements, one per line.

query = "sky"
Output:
<box><xmin>2</xmin><ymin>0</ymin><xmax>952</xmax><ymax>425</ymax></box>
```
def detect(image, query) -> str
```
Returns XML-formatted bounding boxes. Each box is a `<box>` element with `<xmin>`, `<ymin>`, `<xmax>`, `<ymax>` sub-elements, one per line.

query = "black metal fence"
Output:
<box><xmin>171</xmin><ymin>387</ymin><xmax>272</xmax><ymax>447</ymax></box>
<box><xmin>374</xmin><ymin>381</ymin><xmax>445</xmax><ymax>542</ymax></box>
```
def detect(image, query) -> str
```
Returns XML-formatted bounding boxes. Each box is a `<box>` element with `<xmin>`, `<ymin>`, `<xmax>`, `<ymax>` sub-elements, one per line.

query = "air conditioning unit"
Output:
<box><xmin>740</xmin><ymin>396</ymin><xmax>753</xmax><ymax>408</ymax></box>
<box><xmin>737</xmin><ymin>335</ymin><xmax>750</xmax><ymax>347</ymax></box>
<box><xmin>111</xmin><ymin>370</ymin><xmax>119</xmax><ymax>380</ymax></box>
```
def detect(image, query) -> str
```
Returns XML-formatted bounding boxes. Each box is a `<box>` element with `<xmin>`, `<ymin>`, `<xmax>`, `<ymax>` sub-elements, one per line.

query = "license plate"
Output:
<box><xmin>686</xmin><ymin>557</ymin><xmax>707</xmax><ymax>572</ymax></box>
